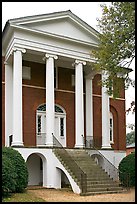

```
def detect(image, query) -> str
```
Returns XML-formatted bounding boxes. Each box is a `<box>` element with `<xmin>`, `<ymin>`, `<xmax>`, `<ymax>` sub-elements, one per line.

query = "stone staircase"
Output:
<box><xmin>53</xmin><ymin>148</ymin><xmax>126</xmax><ymax>195</ymax></box>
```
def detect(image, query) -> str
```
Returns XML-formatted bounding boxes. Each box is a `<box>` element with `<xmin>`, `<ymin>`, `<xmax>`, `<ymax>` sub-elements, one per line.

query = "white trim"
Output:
<box><xmin>10</xmin><ymin>24</ymin><xmax>99</xmax><ymax>48</ymax></box>
<box><xmin>36</xmin><ymin>104</ymin><xmax>66</xmax><ymax>147</ymax></box>
<box><xmin>5</xmin><ymin>37</ymin><xmax>96</xmax><ymax>63</ymax></box>
<box><xmin>9</xmin><ymin>10</ymin><xmax>99</xmax><ymax>39</ymax></box>
<box><xmin>21</xmin><ymin>84</ymin><xmax>126</xmax><ymax>100</ymax></box>
<box><xmin>109</xmin><ymin>112</ymin><xmax>114</xmax><ymax>144</ymax></box>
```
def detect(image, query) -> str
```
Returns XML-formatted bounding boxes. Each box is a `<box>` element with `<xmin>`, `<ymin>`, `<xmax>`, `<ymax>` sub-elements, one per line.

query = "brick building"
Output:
<box><xmin>2</xmin><ymin>10</ymin><xmax>130</xmax><ymax>194</ymax></box>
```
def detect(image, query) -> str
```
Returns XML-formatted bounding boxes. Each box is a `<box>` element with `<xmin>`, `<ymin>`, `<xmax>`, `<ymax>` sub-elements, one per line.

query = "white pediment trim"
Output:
<box><xmin>8</xmin><ymin>10</ymin><xmax>100</xmax><ymax>41</ymax></box>
<box><xmin>10</xmin><ymin>24</ymin><xmax>99</xmax><ymax>48</ymax></box>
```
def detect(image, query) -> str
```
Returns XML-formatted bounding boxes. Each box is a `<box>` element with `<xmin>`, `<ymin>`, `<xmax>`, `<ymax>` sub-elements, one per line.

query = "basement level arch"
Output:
<box><xmin>25</xmin><ymin>151</ymin><xmax>80</xmax><ymax>193</ymax></box>
<box><xmin>26</xmin><ymin>153</ymin><xmax>47</xmax><ymax>186</ymax></box>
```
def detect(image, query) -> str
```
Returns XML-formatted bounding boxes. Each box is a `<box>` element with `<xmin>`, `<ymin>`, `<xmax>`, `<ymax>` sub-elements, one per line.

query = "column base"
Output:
<box><xmin>75</xmin><ymin>144</ymin><xmax>85</xmax><ymax>148</ymax></box>
<box><xmin>46</xmin><ymin>143</ymin><xmax>54</xmax><ymax>147</ymax></box>
<box><xmin>101</xmin><ymin>145</ymin><xmax>112</xmax><ymax>149</ymax></box>
<box><xmin>11</xmin><ymin>141</ymin><xmax>24</xmax><ymax>147</ymax></box>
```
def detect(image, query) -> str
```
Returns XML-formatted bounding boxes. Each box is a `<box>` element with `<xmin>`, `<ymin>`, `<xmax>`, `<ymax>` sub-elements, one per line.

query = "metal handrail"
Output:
<box><xmin>52</xmin><ymin>133</ymin><xmax>87</xmax><ymax>193</ymax></box>
<box><xmin>82</xmin><ymin>135</ymin><xmax>130</xmax><ymax>190</ymax></box>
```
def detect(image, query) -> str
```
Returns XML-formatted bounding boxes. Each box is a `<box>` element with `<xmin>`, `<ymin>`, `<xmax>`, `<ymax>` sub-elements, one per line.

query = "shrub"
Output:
<box><xmin>2</xmin><ymin>147</ymin><xmax>28</xmax><ymax>193</ymax></box>
<box><xmin>2</xmin><ymin>154</ymin><xmax>17</xmax><ymax>197</ymax></box>
<box><xmin>118</xmin><ymin>152</ymin><xmax>135</xmax><ymax>187</ymax></box>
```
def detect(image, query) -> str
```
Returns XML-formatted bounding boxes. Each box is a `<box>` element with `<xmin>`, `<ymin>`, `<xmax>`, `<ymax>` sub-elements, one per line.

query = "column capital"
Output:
<box><xmin>12</xmin><ymin>47</ymin><xmax>26</xmax><ymax>54</ymax></box>
<box><xmin>75</xmin><ymin>59</ymin><xmax>86</xmax><ymax>66</ymax></box>
<box><xmin>43</xmin><ymin>53</ymin><xmax>58</xmax><ymax>61</ymax></box>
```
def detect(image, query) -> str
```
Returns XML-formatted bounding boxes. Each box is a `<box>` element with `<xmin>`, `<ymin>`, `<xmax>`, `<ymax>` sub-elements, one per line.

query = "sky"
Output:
<box><xmin>2</xmin><ymin>2</ymin><xmax>135</xmax><ymax>133</ymax></box>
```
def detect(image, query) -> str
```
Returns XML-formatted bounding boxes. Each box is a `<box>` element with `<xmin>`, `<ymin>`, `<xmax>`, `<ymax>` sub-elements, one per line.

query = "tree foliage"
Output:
<box><xmin>126</xmin><ymin>130</ymin><xmax>135</xmax><ymax>145</ymax></box>
<box><xmin>2</xmin><ymin>147</ymin><xmax>28</xmax><ymax>194</ymax></box>
<box><xmin>119</xmin><ymin>152</ymin><xmax>135</xmax><ymax>187</ymax></box>
<box><xmin>2</xmin><ymin>154</ymin><xmax>17</xmax><ymax>197</ymax></box>
<box><xmin>92</xmin><ymin>2</ymin><xmax>135</xmax><ymax>97</ymax></box>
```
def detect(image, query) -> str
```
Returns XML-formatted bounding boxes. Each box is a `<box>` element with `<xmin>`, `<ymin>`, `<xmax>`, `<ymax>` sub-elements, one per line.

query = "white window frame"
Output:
<box><xmin>36</xmin><ymin>104</ymin><xmax>66</xmax><ymax>146</ymax></box>
<box><xmin>110</xmin><ymin>112</ymin><xmax>114</xmax><ymax>144</ymax></box>
<box><xmin>72</xmin><ymin>74</ymin><xmax>75</xmax><ymax>86</ymax></box>
<box><xmin>55</xmin><ymin>112</ymin><xmax>66</xmax><ymax>138</ymax></box>
<box><xmin>22</xmin><ymin>66</ymin><xmax>31</xmax><ymax>80</ymax></box>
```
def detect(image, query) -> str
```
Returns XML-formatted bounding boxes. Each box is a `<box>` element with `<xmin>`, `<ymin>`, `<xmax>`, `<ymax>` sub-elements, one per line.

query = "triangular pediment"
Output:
<box><xmin>9</xmin><ymin>10</ymin><xmax>99</xmax><ymax>45</ymax></box>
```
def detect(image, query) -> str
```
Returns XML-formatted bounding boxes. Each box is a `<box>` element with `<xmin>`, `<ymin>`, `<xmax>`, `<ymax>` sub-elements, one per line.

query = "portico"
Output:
<box><xmin>5</xmin><ymin>48</ymin><xmax>111</xmax><ymax>149</ymax></box>
<box><xmin>3</xmin><ymin>10</ymin><xmax>111</xmax><ymax>149</ymax></box>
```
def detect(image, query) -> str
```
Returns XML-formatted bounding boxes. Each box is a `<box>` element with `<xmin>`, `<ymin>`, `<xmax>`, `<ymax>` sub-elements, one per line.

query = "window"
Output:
<box><xmin>110</xmin><ymin>112</ymin><xmax>113</xmax><ymax>143</ymax></box>
<box><xmin>72</xmin><ymin>74</ymin><xmax>75</xmax><ymax>86</ymax></box>
<box><xmin>37</xmin><ymin>115</ymin><xmax>42</xmax><ymax>135</ymax></box>
<box><xmin>36</xmin><ymin>104</ymin><xmax>66</xmax><ymax>146</ymax></box>
<box><xmin>60</xmin><ymin>118</ymin><xmax>64</xmax><ymax>137</ymax></box>
<box><xmin>37</xmin><ymin>104</ymin><xmax>64</xmax><ymax>113</ymax></box>
<box><xmin>22</xmin><ymin>66</ymin><xmax>31</xmax><ymax>80</ymax></box>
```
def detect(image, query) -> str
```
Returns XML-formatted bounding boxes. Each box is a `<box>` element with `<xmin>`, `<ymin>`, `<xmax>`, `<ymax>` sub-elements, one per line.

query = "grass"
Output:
<box><xmin>2</xmin><ymin>190</ymin><xmax>46</xmax><ymax>202</ymax></box>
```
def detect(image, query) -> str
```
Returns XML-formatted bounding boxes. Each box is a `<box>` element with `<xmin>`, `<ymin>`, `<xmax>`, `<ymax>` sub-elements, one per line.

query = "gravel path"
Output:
<box><xmin>28</xmin><ymin>187</ymin><xmax>135</xmax><ymax>202</ymax></box>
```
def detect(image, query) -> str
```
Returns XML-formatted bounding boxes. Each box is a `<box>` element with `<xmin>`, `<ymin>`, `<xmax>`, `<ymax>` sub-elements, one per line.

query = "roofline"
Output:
<box><xmin>2</xmin><ymin>10</ymin><xmax>100</xmax><ymax>38</ymax></box>
<box><xmin>2</xmin><ymin>20</ymin><xmax>10</xmax><ymax>37</ymax></box>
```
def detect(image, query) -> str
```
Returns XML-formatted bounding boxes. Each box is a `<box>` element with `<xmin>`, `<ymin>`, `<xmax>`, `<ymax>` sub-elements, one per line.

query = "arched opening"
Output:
<box><xmin>61</xmin><ymin>169</ymin><xmax>72</xmax><ymax>189</ymax></box>
<box><xmin>36</xmin><ymin>104</ymin><xmax>66</xmax><ymax>147</ymax></box>
<box><xmin>26</xmin><ymin>153</ymin><xmax>46</xmax><ymax>186</ymax></box>
<box><xmin>110</xmin><ymin>105</ymin><xmax>119</xmax><ymax>149</ymax></box>
<box><xmin>90</xmin><ymin>153</ymin><xmax>104</xmax><ymax>169</ymax></box>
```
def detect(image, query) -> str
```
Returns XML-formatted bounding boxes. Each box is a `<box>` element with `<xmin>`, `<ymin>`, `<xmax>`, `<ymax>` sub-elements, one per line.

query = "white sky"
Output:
<box><xmin>2</xmin><ymin>2</ymin><xmax>135</xmax><ymax>133</ymax></box>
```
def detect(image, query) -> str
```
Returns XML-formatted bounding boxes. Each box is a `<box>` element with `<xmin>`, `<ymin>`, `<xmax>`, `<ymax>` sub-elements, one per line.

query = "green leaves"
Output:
<box><xmin>2</xmin><ymin>147</ymin><xmax>28</xmax><ymax>198</ymax></box>
<box><xmin>91</xmin><ymin>2</ymin><xmax>135</xmax><ymax>97</ymax></box>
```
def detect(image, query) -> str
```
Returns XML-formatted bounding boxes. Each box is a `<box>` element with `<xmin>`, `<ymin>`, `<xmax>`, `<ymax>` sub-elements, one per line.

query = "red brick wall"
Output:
<box><xmin>110</xmin><ymin>98</ymin><xmax>126</xmax><ymax>150</ymax></box>
<box><xmin>93</xmin><ymin>96</ymin><xmax>102</xmax><ymax>147</ymax></box>
<box><xmin>2</xmin><ymin>60</ymin><xmax>126</xmax><ymax>150</ymax></box>
<box><xmin>58</xmin><ymin>67</ymin><xmax>75</xmax><ymax>91</ymax></box>
<box><xmin>55</xmin><ymin>91</ymin><xmax>75</xmax><ymax>148</ymax></box>
<box><xmin>22</xmin><ymin>86</ymin><xmax>46</xmax><ymax>146</ymax></box>
<box><xmin>93</xmin><ymin>74</ymin><xmax>101</xmax><ymax>95</ymax></box>
<box><xmin>23</xmin><ymin>61</ymin><xmax>46</xmax><ymax>87</ymax></box>
<box><xmin>126</xmin><ymin>148</ymin><xmax>135</xmax><ymax>156</ymax></box>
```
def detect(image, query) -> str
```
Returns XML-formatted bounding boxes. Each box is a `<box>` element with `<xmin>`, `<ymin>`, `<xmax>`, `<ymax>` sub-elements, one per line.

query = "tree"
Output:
<box><xmin>119</xmin><ymin>152</ymin><xmax>135</xmax><ymax>187</ymax></box>
<box><xmin>91</xmin><ymin>2</ymin><xmax>135</xmax><ymax>97</ymax></box>
<box><xmin>126</xmin><ymin>130</ymin><xmax>135</xmax><ymax>145</ymax></box>
<box><xmin>2</xmin><ymin>147</ymin><xmax>28</xmax><ymax>193</ymax></box>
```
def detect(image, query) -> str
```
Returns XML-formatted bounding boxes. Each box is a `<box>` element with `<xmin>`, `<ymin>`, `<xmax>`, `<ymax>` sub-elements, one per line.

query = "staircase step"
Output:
<box><xmin>80</xmin><ymin>189</ymin><xmax>127</xmax><ymax>196</ymax></box>
<box><xmin>86</xmin><ymin>186</ymin><xmax>124</xmax><ymax>192</ymax></box>
<box><xmin>53</xmin><ymin>148</ymin><xmax>124</xmax><ymax>195</ymax></box>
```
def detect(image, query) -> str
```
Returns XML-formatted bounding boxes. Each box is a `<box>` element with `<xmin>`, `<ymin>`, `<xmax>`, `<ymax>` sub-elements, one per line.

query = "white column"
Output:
<box><xmin>45</xmin><ymin>53</ymin><xmax>58</xmax><ymax>147</ymax></box>
<box><xmin>5</xmin><ymin>62</ymin><xmax>13</xmax><ymax>146</ymax></box>
<box><xmin>86</xmin><ymin>78</ymin><xmax>93</xmax><ymax>140</ymax></box>
<box><xmin>102</xmin><ymin>71</ymin><xmax>111</xmax><ymax>149</ymax></box>
<box><xmin>75</xmin><ymin>60</ymin><xmax>86</xmax><ymax>148</ymax></box>
<box><xmin>12</xmin><ymin>48</ymin><xmax>26</xmax><ymax>146</ymax></box>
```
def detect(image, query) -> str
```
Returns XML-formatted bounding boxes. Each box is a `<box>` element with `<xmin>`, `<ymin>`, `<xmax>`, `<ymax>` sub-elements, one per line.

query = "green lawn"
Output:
<box><xmin>2</xmin><ymin>190</ymin><xmax>45</xmax><ymax>202</ymax></box>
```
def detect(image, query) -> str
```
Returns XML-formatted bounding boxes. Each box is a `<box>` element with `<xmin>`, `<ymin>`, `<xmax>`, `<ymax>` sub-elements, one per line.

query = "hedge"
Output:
<box><xmin>2</xmin><ymin>147</ymin><xmax>28</xmax><ymax>194</ymax></box>
<box><xmin>118</xmin><ymin>152</ymin><xmax>135</xmax><ymax>187</ymax></box>
<box><xmin>2</xmin><ymin>154</ymin><xmax>17</xmax><ymax>197</ymax></box>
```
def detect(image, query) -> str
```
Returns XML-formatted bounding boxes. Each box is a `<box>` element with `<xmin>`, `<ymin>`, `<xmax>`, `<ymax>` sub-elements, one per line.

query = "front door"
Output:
<box><xmin>37</xmin><ymin>104</ymin><xmax>66</xmax><ymax>147</ymax></box>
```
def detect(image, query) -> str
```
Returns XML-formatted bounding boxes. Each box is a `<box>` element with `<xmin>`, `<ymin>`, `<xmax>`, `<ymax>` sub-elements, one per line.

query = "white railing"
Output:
<box><xmin>36</xmin><ymin>133</ymin><xmax>46</xmax><ymax>146</ymax></box>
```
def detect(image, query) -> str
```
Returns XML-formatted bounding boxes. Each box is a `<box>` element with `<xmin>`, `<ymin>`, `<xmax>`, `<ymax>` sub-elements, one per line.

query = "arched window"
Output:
<box><xmin>37</xmin><ymin>104</ymin><xmax>64</xmax><ymax>113</ymax></box>
<box><xmin>36</xmin><ymin>104</ymin><xmax>66</xmax><ymax>146</ymax></box>
<box><xmin>110</xmin><ymin>112</ymin><xmax>114</xmax><ymax>144</ymax></box>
